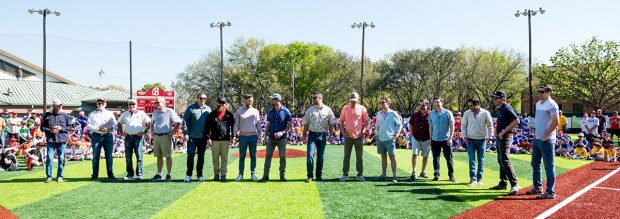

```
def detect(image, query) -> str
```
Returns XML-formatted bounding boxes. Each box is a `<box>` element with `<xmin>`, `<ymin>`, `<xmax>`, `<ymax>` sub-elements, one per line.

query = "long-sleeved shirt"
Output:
<box><xmin>41</xmin><ymin>111</ymin><xmax>72</xmax><ymax>143</ymax></box>
<box><xmin>87</xmin><ymin>110</ymin><xmax>118</xmax><ymax>135</ymax></box>
<box><xmin>234</xmin><ymin>106</ymin><xmax>261</xmax><ymax>137</ymax></box>
<box><xmin>204</xmin><ymin>110</ymin><xmax>235</xmax><ymax>141</ymax></box>
<box><xmin>182</xmin><ymin>103</ymin><xmax>211</xmax><ymax>138</ymax></box>
<box><xmin>375</xmin><ymin>109</ymin><xmax>403</xmax><ymax>142</ymax></box>
<box><xmin>461</xmin><ymin>108</ymin><xmax>494</xmax><ymax>140</ymax></box>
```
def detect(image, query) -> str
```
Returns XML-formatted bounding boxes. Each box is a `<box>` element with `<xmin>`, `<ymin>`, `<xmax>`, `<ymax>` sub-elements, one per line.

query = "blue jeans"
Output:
<box><xmin>307</xmin><ymin>132</ymin><xmax>327</xmax><ymax>178</ymax></box>
<box><xmin>238</xmin><ymin>135</ymin><xmax>258</xmax><ymax>175</ymax></box>
<box><xmin>532</xmin><ymin>139</ymin><xmax>556</xmax><ymax>194</ymax></box>
<box><xmin>91</xmin><ymin>133</ymin><xmax>114</xmax><ymax>178</ymax></box>
<box><xmin>46</xmin><ymin>143</ymin><xmax>66</xmax><ymax>179</ymax></box>
<box><xmin>124</xmin><ymin>135</ymin><xmax>143</xmax><ymax>177</ymax></box>
<box><xmin>466</xmin><ymin>139</ymin><xmax>486</xmax><ymax>181</ymax></box>
<box><xmin>186</xmin><ymin>137</ymin><xmax>207</xmax><ymax>177</ymax></box>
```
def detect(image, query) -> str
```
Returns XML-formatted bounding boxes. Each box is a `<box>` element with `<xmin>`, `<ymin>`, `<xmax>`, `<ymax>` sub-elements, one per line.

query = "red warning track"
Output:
<box><xmin>453</xmin><ymin>161</ymin><xmax>620</xmax><ymax>219</ymax></box>
<box><xmin>232</xmin><ymin>148</ymin><xmax>308</xmax><ymax>158</ymax></box>
<box><xmin>0</xmin><ymin>206</ymin><xmax>18</xmax><ymax>219</ymax></box>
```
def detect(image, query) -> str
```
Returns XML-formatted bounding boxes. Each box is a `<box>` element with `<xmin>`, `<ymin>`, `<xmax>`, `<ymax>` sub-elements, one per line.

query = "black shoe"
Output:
<box><xmin>410</xmin><ymin>174</ymin><xmax>417</xmax><ymax>180</ymax></box>
<box><xmin>90</xmin><ymin>176</ymin><xmax>98</xmax><ymax>181</ymax></box>
<box><xmin>165</xmin><ymin>174</ymin><xmax>172</xmax><ymax>182</ymax></box>
<box><xmin>280</xmin><ymin>175</ymin><xmax>287</xmax><ymax>182</ymax></box>
<box><xmin>490</xmin><ymin>184</ymin><xmax>508</xmax><ymax>190</ymax></box>
<box><xmin>108</xmin><ymin>176</ymin><xmax>117</xmax><ymax>180</ymax></box>
<box><xmin>432</xmin><ymin>176</ymin><xmax>439</xmax><ymax>181</ymax></box>
<box><xmin>316</xmin><ymin>177</ymin><xmax>325</xmax><ymax>182</ymax></box>
<box><xmin>259</xmin><ymin>176</ymin><xmax>269</xmax><ymax>182</ymax></box>
<box><xmin>449</xmin><ymin>176</ymin><xmax>456</xmax><ymax>182</ymax></box>
<box><xmin>214</xmin><ymin>174</ymin><xmax>220</xmax><ymax>181</ymax></box>
<box><xmin>419</xmin><ymin>172</ymin><xmax>428</xmax><ymax>178</ymax></box>
<box><xmin>221</xmin><ymin>175</ymin><xmax>227</xmax><ymax>182</ymax></box>
<box><xmin>152</xmin><ymin>174</ymin><xmax>162</xmax><ymax>182</ymax></box>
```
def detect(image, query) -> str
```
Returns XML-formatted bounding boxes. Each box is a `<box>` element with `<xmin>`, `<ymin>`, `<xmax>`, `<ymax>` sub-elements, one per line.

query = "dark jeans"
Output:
<box><xmin>124</xmin><ymin>135</ymin><xmax>144</xmax><ymax>177</ymax></box>
<box><xmin>238</xmin><ymin>135</ymin><xmax>258</xmax><ymax>175</ymax></box>
<box><xmin>186</xmin><ymin>137</ymin><xmax>207</xmax><ymax>177</ymax></box>
<box><xmin>264</xmin><ymin>138</ymin><xmax>287</xmax><ymax>176</ymax></box>
<box><xmin>91</xmin><ymin>133</ymin><xmax>114</xmax><ymax>178</ymax></box>
<box><xmin>496</xmin><ymin>135</ymin><xmax>518</xmax><ymax>187</ymax></box>
<box><xmin>307</xmin><ymin>132</ymin><xmax>327</xmax><ymax>179</ymax></box>
<box><xmin>431</xmin><ymin>140</ymin><xmax>454</xmax><ymax>178</ymax></box>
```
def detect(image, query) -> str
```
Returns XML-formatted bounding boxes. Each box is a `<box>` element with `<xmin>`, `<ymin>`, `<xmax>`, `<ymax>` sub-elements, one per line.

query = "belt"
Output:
<box><xmin>92</xmin><ymin>132</ymin><xmax>111</xmax><ymax>136</ymax></box>
<box><xmin>126</xmin><ymin>134</ymin><xmax>140</xmax><ymax>138</ymax></box>
<box><xmin>309</xmin><ymin>131</ymin><xmax>326</xmax><ymax>134</ymax></box>
<box><xmin>155</xmin><ymin>132</ymin><xmax>170</xmax><ymax>136</ymax></box>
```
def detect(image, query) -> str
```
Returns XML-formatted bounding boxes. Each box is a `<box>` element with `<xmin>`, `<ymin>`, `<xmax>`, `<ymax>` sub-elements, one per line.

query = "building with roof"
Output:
<box><xmin>0</xmin><ymin>49</ymin><xmax>130</xmax><ymax>115</ymax></box>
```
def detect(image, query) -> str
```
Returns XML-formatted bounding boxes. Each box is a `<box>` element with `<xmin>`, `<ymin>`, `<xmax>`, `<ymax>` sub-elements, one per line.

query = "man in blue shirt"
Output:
<box><xmin>374</xmin><ymin>97</ymin><xmax>403</xmax><ymax>183</ymax></box>
<box><xmin>182</xmin><ymin>93</ymin><xmax>211</xmax><ymax>182</ymax></box>
<box><xmin>490</xmin><ymin>90</ymin><xmax>521</xmax><ymax>195</ymax></box>
<box><xmin>260</xmin><ymin>93</ymin><xmax>293</xmax><ymax>182</ymax></box>
<box><xmin>41</xmin><ymin>99</ymin><xmax>72</xmax><ymax>183</ymax></box>
<box><xmin>428</xmin><ymin>97</ymin><xmax>455</xmax><ymax>182</ymax></box>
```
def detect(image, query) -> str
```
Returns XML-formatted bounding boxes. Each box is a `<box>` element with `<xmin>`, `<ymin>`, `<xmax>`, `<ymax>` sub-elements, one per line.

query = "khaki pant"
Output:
<box><xmin>211</xmin><ymin>141</ymin><xmax>230</xmax><ymax>176</ymax></box>
<box><xmin>153</xmin><ymin>134</ymin><xmax>173</xmax><ymax>157</ymax></box>
<box><xmin>343</xmin><ymin>136</ymin><xmax>364</xmax><ymax>176</ymax></box>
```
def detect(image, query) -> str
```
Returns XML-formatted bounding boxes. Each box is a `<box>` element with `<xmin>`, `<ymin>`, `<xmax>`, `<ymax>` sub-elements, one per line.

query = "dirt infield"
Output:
<box><xmin>0</xmin><ymin>206</ymin><xmax>18</xmax><ymax>219</ymax></box>
<box><xmin>453</xmin><ymin>161</ymin><xmax>620</xmax><ymax>219</ymax></box>
<box><xmin>232</xmin><ymin>148</ymin><xmax>309</xmax><ymax>158</ymax></box>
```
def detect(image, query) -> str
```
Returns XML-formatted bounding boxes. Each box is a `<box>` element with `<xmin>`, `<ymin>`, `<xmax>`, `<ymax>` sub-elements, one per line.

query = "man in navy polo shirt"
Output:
<box><xmin>260</xmin><ymin>93</ymin><xmax>293</xmax><ymax>182</ymax></box>
<box><xmin>490</xmin><ymin>90</ymin><xmax>521</xmax><ymax>195</ymax></box>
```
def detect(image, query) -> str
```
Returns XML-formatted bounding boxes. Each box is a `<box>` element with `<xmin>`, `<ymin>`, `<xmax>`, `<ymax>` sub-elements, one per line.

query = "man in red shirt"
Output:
<box><xmin>408</xmin><ymin>99</ymin><xmax>431</xmax><ymax>180</ymax></box>
<box><xmin>608</xmin><ymin>111</ymin><xmax>620</xmax><ymax>143</ymax></box>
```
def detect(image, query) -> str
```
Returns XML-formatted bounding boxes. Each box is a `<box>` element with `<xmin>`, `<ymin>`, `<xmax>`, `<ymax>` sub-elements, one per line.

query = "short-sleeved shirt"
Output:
<box><xmin>495</xmin><ymin>103</ymin><xmax>518</xmax><ymax>135</ymax></box>
<box><xmin>302</xmin><ymin>105</ymin><xmax>335</xmax><ymax>133</ymax></box>
<box><xmin>118</xmin><ymin>110</ymin><xmax>151</xmax><ymax>135</ymax></box>
<box><xmin>409</xmin><ymin>110</ymin><xmax>430</xmax><ymax>142</ymax></box>
<box><xmin>596</xmin><ymin>115</ymin><xmax>606</xmax><ymax>129</ymax></box>
<box><xmin>585</xmin><ymin>118</ymin><xmax>599</xmax><ymax>134</ymax></box>
<box><xmin>151</xmin><ymin>108</ymin><xmax>182</xmax><ymax>134</ymax></box>
<box><xmin>429</xmin><ymin>108</ymin><xmax>454</xmax><ymax>141</ymax></box>
<box><xmin>610</xmin><ymin>116</ymin><xmax>620</xmax><ymax>130</ymax></box>
<box><xmin>535</xmin><ymin>98</ymin><xmax>559</xmax><ymax>142</ymax></box>
<box><xmin>339</xmin><ymin>104</ymin><xmax>370</xmax><ymax>139</ymax></box>
<box><xmin>267</xmin><ymin>106</ymin><xmax>292</xmax><ymax>139</ymax></box>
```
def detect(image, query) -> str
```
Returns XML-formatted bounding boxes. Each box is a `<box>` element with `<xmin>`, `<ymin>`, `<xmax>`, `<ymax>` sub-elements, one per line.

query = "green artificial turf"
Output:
<box><xmin>0</xmin><ymin>145</ymin><xmax>592</xmax><ymax>219</ymax></box>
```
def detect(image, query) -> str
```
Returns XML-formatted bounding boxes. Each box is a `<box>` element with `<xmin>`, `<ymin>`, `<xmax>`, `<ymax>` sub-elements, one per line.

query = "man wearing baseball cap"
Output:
<box><xmin>204</xmin><ymin>96</ymin><xmax>235</xmax><ymax>181</ymax></box>
<box><xmin>41</xmin><ymin>99</ymin><xmax>72</xmax><ymax>183</ymax></box>
<box><xmin>490</xmin><ymin>90</ymin><xmax>521</xmax><ymax>195</ymax></box>
<box><xmin>260</xmin><ymin>93</ymin><xmax>293</xmax><ymax>182</ymax></box>
<box><xmin>117</xmin><ymin>99</ymin><xmax>151</xmax><ymax>180</ymax></box>
<box><xmin>7</xmin><ymin>111</ymin><xmax>22</xmax><ymax>143</ymax></box>
<box><xmin>338</xmin><ymin>92</ymin><xmax>370</xmax><ymax>182</ymax></box>
<box><xmin>87</xmin><ymin>97</ymin><xmax>118</xmax><ymax>180</ymax></box>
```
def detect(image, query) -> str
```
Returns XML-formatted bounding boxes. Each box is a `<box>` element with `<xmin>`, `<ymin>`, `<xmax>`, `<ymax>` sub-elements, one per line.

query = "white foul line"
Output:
<box><xmin>535</xmin><ymin>166</ymin><xmax>620</xmax><ymax>219</ymax></box>
<box><xmin>593</xmin><ymin>186</ymin><xmax>620</xmax><ymax>191</ymax></box>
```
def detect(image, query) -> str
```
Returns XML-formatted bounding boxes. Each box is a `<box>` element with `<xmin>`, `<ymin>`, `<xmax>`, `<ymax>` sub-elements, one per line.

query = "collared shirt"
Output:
<box><xmin>41</xmin><ymin>111</ymin><xmax>72</xmax><ymax>143</ymax></box>
<box><xmin>302</xmin><ymin>104</ymin><xmax>335</xmax><ymax>133</ymax></box>
<box><xmin>339</xmin><ymin>104</ymin><xmax>369</xmax><ymax>139</ymax></box>
<box><xmin>234</xmin><ymin>106</ymin><xmax>261</xmax><ymax>136</ymax></box>
<box><xmin>87</xmin><ymin>109</ymin><xmax>118</xmax><ymax>135</ymax></box>
<box><xmin>118</xmin><ymin>110</ymin><xmax>151</xmax><ymax>135</ymax></box>
<box><xmin>267</xmin><ymin>106</ymin><xmax>292</xmax><ymax>139</ymax></box>
<box><xmin>182</xmin><ymin>103</ymin><xmax>211</xmax><ymax>138</ymax></box>
<box><xmin>462</xmin><ymin>108</ymin><xmax>494</xmax><ymax>140</ymax></box>
<box><xmin>495</xmin><ymin>103</ymin><xmax>518</xmax><ymax>135</ymax></box>
<box><xmin>151</xmin><ymin>107</ymin><xmax>182</xmax><ymax>134</ymax></box>
<box><xmin>409</xmin><ymin>110</ymin><xmax>430</xmax><ymax>141</ymax></box>
<box><xmin>375</xmin><ymin>109</ymin><xmax>403</xmax><ymax>141</ymax></box>
<box><xmin>535</xmin><ymin>98</ymin><xmax>559</xmax><ymax>142</ymax></box>
<box><xmin>429</xmin><ymin>108</ymin><xmax>454</xmax><ymax>141</ymax></box>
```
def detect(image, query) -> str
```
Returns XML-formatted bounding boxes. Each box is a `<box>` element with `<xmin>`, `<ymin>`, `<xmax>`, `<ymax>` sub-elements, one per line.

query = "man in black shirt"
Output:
<box><xmin>489</xmin><ymin>91</ymin><xmax>521</xmax><ymax>195</ymax></box>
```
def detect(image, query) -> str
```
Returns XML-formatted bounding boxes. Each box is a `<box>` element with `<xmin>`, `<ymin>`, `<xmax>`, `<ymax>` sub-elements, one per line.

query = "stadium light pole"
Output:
<box><xmin>29</xmin><ymin>8</ymin><xmax>60</xmax><ymax>113</ymax></box>
<box><xmin>515</xmin><ymin>7</ymin><xmax>545</xmax><ymax>115</ymax></box>
<box><xmin>210</xmin><ymin>21</ymin><xmax>231</xmax><ymax>97</ymax></box>
<box><xmin>351</xmin><ymin>22</ymin><xmax>375</xmax><ymax>105</ymax></box>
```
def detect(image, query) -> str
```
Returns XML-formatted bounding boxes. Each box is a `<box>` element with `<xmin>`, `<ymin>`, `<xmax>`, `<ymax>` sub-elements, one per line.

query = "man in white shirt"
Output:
<box><xmin>87</xmin><ymin>98</ymin><xmax>118</xmax><ymax>180</ymax></box>
<box><xmin>118</xmin><ymin>99</ymin><xmax>151</xmax><ymax>180</ymax></box>
<box><xmin>461</xmin><ymin>98</ymin><xmax>493</xmax><ymax>186</ymax></box>
<box><xmin>585</xmin><ymin>111</ymin><xmax>599</xmax><ymax>141</ymax></box>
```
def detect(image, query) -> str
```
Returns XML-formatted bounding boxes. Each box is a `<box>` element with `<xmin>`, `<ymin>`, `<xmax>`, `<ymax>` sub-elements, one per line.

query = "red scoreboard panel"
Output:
<box><xmin>136</xmin><ymin>87</ymin><xmax>175</xmax><ymax>114</ymax></box>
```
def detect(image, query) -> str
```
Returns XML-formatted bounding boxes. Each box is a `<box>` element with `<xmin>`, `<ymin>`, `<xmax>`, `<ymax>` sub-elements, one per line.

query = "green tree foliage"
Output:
<box><xmin>536</xmin><ymin>37</ymin><xmax>620</xmax><ymax>111</ymax></box>
<box><xmin>141</xmin><ymin>82</ymin><xmax>167</xmax><ymax>91</ymax></box>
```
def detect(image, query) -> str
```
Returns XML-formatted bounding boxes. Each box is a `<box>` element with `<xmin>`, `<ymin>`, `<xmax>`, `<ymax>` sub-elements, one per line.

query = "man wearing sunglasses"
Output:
<box><xmin>182</xmin><ymin>93</ymin><xmax>212</xmax><ymax>183</ymax></box>
<box><xmin>204</xmin><ymin>97</ymin><xmax>235</xmax><ymax>181</ymax></box>
<box><xmin>87</xmin><ymin>97</ymin><xmax>118</xmax><ymax>180</ymax></box>
<box><xmin>150</xmin><ymin>96</ymin><xmax>182</xmax><ymax>182</ymax></box>
<box><xmin>409</xmin><ymin>99</ymin><xmax>431</xmax><ymax>180</ymax></box>
<box><xmin>301</xmin><ymin>91</ymin><xmax>336</xmax><ymax>183</ymax></box>
<box><xmin>374</xmin><ymin>97</ymin><xmax>403</xmax><ymax>183</ymax></box>
<box><xmin>118</xmin><ymin>99</ymin><xmax>151</xmax><ymax>180</ymax></box>
<box><xmin>490</xmin><ymin>90</ymin><xmax>521</xmax><ymax>195</ymax></box>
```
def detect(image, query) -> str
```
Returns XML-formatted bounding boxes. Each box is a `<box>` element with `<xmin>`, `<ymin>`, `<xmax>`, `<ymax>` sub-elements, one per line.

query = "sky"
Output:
<box><xmin>2</xmin><ymin>0</ymin><xmax>619</xmax><ymax>94</ymax></box>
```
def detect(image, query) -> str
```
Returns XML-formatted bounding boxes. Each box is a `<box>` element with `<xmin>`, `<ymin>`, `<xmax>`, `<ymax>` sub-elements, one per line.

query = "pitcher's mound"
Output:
<box><xmin>232</xmin><ymin>148</ymin><xmax>308</xmax><ymax>158</ymax></box>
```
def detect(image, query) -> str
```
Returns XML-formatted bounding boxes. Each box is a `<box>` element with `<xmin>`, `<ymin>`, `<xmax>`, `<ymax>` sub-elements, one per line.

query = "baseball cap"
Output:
<box><xmin>349</xmin><ymin>92</ymin><xmax>360</xmax><ymax>102</ymax></box>
<box><xmin>79</xmin><ymin>111</ymin><xmax>85</xmax><ymax>115</ymax></box>
<box><xmin>128</xmin><ymin>99</ymin><xmax>137</xmax><ymax>104</ymax></box>
<box><xmin>597</xmin><ymin>109</ymin><xmax>602</xmax><ymax>112</ymax></box>
<box><xmin>96</xmin><ymin>97</ymin><xmax>107</xmax><ymax>103</ymax></box>
<box><xmin>51</xmin><ymin>98</ymin><xmax>62</xmax><ymax>106</ymax></box>
<box><xmin>577</xmin><ymin>133</ymin><xmax>584</xmax><ymax>137</ymax></box>
<box><xmin>490</xmin><ymin>90</ymin><xmax>507</xmax><ymax>98</ymax></box>
<box><xmin>270</xmin><ymin>93</ymin><xmax>282</xmax><ymax>100</ymax></box>
<box><xmin>217</xmin><ymin>97</ymin><xmax>227</xmax><ymax>104</ymax></box>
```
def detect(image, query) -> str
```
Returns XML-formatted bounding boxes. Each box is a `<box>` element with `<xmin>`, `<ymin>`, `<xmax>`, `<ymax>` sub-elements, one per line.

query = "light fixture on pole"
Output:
<box><xmin>515</xmin><ymin>7</ymin><xmax>545</xmax><ymax>115</ymax></box>
<box><xmin>351</xmin><ymin>22</ymin><xmax>375</xmax><ymax>105</ymax></box>
<box><xmin>210</xmin><ymin>21</ymin><xmax>232</xmax><ymax>98</ymax></box>
<box><xmin>28</xmin><ymin>8</ymin><xmax>61</xmax><ymax>113</ymax></box>
<box><xmin>98</xmin><ymin>70</ymin><xmax>105</xmax><ymax>88</ymax></box>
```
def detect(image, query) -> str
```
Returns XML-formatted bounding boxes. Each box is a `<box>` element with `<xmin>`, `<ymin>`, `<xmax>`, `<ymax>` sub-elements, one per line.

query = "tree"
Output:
<box><xmin>141</xmin><ymin>83</ymin><xmax>167</xmax><ymax>91</ymax></box>
<box><xmin>536</xmin><ymin>37</ymin><xmax>620</xmax><ymax>111</ymax></box>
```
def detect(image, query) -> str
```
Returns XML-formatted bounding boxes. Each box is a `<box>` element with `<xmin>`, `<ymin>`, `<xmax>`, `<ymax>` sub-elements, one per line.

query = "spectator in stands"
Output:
<box><xmin>42</xmin><ymin>99</ymin><xmax>72</xmax><ymax>183</ymax></box>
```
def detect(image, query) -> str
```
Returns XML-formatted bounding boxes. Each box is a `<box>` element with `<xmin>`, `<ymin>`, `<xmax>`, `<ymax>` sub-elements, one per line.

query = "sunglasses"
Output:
<box><xmin>96</xmin><ymin>102</ymin><xmax>105</xmax><ymax>105</ymax></box>
<box><xmin>154</xmin><ymin>102</ymin><xmax>160</xmax><ymax>104</ymax></box>
<box><xmin>128</xmin><ymin>103</ymin><xmax>136</xmax><ymax>106</ymax></box>
<box><xmin>198</xmin><ymin>97</ymin><xmax>207</xmax><ymax>100</ymax></box>
<box><xmin>313</xmin><ymin>96</ymin><xmax>321</xmax><ymax>99</ymax></box>
<box><xmin>537</xmin><ymin>90</ymin><xmax>546</xmax><ymax>94</ymax></box>
<box><xmin>379</xmin><ymin>101</ymin><xmax>387</xmax><ymax>104</ymax></box>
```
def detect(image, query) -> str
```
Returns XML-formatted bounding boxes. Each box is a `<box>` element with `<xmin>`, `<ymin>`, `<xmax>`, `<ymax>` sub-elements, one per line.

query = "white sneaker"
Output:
<box><xmin>251</xmin><ymin>174</ymin><xmax>259</xmax><ymax>181</ymax></box>
<box><xmin>357</xmin><ymin>175</ymin><xmax>366</xmax><ymax>182</ymax></box>
<box><xmin>468</xmin><ymin>179</ymin><xmax>478</xmax><ymax>186</ymax></box>
<box><xmin>198</xmin><ymin>176</ymin><xmax>205</xmax><ymax>182</ymax></box>
<box><xmin>477</xmin><ymin>180</ymin><xmax>483</xmax><ymax>185</ymax></box>
<box><xmin>339</xmin><ymin>175</ymin><xmax>348</xmax><ymax>181</ymax></box>
<box><xmin>184</xmin><ymin>176</ymin><xmax>191</xmax><ymax>182</ymax></box>
<box><xmin>235</xmin><ymin>174</ymin><xmax>243</xmax><ymax>181</ymax></box>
